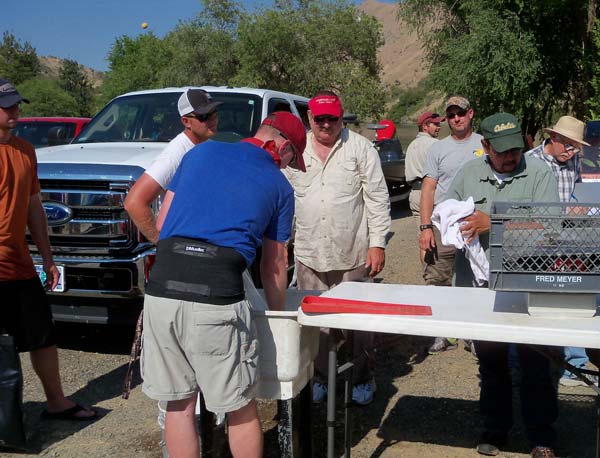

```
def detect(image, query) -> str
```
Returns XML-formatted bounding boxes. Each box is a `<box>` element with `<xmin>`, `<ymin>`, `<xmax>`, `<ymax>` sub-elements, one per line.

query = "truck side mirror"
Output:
<box><xmin>47</xmin><ymin>126</ymin><xmax>69</xmax><ymax>146</ymax></box>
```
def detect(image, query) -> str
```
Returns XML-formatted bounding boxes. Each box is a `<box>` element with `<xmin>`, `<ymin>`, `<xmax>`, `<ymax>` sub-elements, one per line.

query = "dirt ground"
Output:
<box><xmin>2</xmin><ymin>202</ymin><xmax>599</xmax><ymax>458</ymax></box>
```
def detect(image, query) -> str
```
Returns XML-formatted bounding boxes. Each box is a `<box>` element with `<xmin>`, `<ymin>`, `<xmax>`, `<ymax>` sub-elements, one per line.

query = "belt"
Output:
<box><xmin>410</xmin><ymin>178</ymin><xmax>423</xmax><ymax>191</ymax></box>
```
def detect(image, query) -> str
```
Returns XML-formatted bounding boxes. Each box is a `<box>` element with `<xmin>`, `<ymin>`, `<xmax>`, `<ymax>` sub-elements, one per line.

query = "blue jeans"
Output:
<box><xmin>474</xmin><ymin>341</ymin><xmax>558</xmax><ymax>448</ymax></box>
<box><xmin>562</xmin><ymin>346</ymin><xmax>589</xmax><ymax>378</ymax></box>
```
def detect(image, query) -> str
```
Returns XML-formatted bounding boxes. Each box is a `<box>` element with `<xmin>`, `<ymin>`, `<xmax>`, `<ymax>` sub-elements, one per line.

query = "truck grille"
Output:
<box><xmin>33</xmin><ymin>179</ymin><xmax>138</xmax><ymax>254</ymax></box>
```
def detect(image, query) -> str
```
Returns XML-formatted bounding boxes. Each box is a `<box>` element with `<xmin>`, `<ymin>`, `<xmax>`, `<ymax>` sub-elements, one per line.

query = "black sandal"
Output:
<box><xmin>41</xmin><ymin>404</ymin><xmax>97</xmax><ymax>421</ymax></box>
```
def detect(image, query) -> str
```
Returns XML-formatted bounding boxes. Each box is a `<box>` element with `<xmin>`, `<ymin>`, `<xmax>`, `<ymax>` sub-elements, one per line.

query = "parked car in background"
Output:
<box><xmin>366</xmin><ymin>120</ymin><xmax>410</xmax><ymax>203</ymax></box>
<box><xmin>12</xmin><ymin>117</ymin><xmax>91</xmax><ymax>148</ymax></box>
<box><xmin>582</xmin><ymin>120</ymin><xmax>600</xmax><ymax>183</ymax></box>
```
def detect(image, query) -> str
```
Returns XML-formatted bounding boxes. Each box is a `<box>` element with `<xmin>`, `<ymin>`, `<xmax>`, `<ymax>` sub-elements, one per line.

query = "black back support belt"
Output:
<box><xmin>146</xmin><ymin>237</ymin><xmax>247</xmax><ymax>305</ymax></box>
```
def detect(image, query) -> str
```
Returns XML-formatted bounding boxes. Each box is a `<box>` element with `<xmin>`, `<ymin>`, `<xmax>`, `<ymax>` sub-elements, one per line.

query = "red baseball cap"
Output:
<box><xmin>308</xmin><ymin>95</ymin><xmax>343</xmax><ymax>118</ymax></box>
<box><xmin>376</xmin><ymin>119</ymin><xmax>396</xmax><ymax>140</ymax></box>
<box><xmin>261</xmin><ymin>111</ymin><xmax>307</xmax><ymax>172</ymax></box>
<box><xmin>417</xmin><ymin>111</ymin><xmax>444</xmax><ymax>127</ymax></box>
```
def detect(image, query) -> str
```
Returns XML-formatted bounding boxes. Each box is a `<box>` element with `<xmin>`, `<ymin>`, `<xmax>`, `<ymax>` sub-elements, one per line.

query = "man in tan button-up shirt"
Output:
<box><xmin>285</xmin><ymin>91</ymin><xmax>390</xmax><ymax>406</ymax></box>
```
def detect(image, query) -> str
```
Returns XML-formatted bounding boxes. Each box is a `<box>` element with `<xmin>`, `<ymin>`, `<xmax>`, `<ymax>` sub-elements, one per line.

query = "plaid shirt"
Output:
<box><xmin>526</xmin><ymin>139</ymin><xmax>581</xmax><ymax>203</ymax></box>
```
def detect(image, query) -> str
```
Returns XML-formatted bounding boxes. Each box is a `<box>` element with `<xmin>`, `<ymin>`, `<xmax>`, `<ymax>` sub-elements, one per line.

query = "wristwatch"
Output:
<box><xmin>419</xmin><ymin>224</ymin><xmax>434</xmax><ymax>231</ymax></box>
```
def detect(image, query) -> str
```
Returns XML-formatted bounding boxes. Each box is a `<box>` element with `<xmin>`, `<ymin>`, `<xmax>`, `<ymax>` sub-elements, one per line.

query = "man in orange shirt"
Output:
<box><xmin>0</xmin><ymin>78</ymin><xmax>95</xmax><ymax>421</ymax></box>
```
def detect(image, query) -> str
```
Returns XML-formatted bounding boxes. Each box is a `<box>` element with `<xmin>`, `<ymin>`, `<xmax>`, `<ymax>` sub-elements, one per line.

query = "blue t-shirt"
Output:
<box><xmin>159</xmin><ymin>140</ymin><xmax>294</xmax><ymax>266</ymax></box>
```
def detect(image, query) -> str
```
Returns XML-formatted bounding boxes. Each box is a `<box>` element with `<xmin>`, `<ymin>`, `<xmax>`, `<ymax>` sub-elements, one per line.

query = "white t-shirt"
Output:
<box><xmin>144</xmin><ymin>132</ymin><xmax>195</xmax><ymax>189</ymax></box>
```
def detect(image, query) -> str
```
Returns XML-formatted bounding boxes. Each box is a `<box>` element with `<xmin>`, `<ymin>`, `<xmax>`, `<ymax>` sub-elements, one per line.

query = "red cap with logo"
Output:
<box><xmin>261</xmin><ymin>111</ymin><xmax>307</xmax><ymax>172</ymax></box>
<box><xmin>308</xmin><ymin>95</ymin><xmax>343</xmax><ymax>117</ymax></box>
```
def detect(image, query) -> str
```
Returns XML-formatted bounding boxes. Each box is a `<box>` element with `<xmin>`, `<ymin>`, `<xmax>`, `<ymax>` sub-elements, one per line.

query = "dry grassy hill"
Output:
<box><xmin>358</xmin><ymin>0</ymin><xmax>428</xmax><ymax>88</ymax></box>
<box><xmin>39</xmin><ymin>56</ymin><xmax>104</xmax><ymax>88</ymax></box>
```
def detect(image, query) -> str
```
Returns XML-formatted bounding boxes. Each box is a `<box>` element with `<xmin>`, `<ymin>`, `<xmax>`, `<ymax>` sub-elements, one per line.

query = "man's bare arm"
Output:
<box><xmin>27</xmin><ymin>194</ymin><xmax>59</xmax><ymax>290</ymax></box>
<box><xmin>418</xmin><ymin>177</ymin><xmax>437</xmax><ymax>251</ymax></box>
<box><xmin>124</xmin><ymin>173</ymin><xmax>164</xmax><ymax>244</ymax></box>
<box><xmin>260</xmin><ymin>238</ymin><xmax>288</xmax><ymax>311</ymax></box>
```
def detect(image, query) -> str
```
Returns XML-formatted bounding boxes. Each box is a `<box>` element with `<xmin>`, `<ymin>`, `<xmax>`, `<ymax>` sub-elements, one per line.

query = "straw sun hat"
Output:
<box><xmin>544</xmin><ymin>115</ymin><xmax>590</xmax><ymax>146</ymax></box>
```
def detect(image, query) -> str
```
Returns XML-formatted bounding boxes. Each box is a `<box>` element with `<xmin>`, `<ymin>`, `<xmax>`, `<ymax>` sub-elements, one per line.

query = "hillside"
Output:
<box><xmin>39</xmin><ymin>56</ymin><xmax>105</xmax><ymax>88</ymax></box>
<box><xmin>358</xmin><ymin>0</ymin><xmax>428</xmax><ymax>88</ymax></box>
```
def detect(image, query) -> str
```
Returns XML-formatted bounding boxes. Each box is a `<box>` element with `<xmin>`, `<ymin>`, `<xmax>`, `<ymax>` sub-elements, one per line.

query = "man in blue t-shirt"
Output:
<box><xmin>141</xmin><ymin>112</ymin><xmax>306</xmax><ymax>458</ymax></box>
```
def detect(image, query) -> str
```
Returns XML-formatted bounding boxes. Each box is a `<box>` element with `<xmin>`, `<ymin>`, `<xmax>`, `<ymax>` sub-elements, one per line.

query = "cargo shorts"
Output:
<box><xmin>141</xmin><ymin>294</ymin><xmax>259</xmax><ymax>415</ymax></box>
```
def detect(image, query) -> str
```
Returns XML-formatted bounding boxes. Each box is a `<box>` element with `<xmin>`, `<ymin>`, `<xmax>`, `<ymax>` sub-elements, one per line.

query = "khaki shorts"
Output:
<box><xmin>141</xmin><ymin>294</ymin><xmax>258</xmax><ymax>415</ymax></box>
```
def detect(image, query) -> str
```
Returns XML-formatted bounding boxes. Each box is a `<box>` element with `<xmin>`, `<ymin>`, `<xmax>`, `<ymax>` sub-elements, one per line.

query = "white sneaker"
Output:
<box><xmin>352</xmin><ymin>379</ymin><xmax>377</xmax><ymax>405</ymax></box>
<box><xmin>313</xmin><ymin>381</ymin><xmax>328</xmax><ymax>403</ymax></box>
<box><xmin>560</xmin><ymin>374</ymin><xmax>598</xmax><ymax>387</ymax></box>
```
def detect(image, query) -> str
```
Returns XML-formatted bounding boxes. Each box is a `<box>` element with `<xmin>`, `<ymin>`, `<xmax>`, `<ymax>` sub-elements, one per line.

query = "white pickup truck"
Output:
<box><xmin>31</xmin><ymin>86</ymin><xmax>309</xmax><ymax>324</ymax></box>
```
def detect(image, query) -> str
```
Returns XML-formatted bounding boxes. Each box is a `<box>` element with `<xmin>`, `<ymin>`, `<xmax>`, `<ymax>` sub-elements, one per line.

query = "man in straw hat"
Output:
<box><xmin>526</xmin><ymin>115</ymin><xmax>589</xmax><ymax>203</ymax></box>
<box><xmin>525</xmin><ymin>115</ymin><xmax>594</xmax><ymax>389</ymax></box>
<box><xmin>448</xmin><ymin>113</ymin><xmax>559</xmax><ymax>458</ymax></box>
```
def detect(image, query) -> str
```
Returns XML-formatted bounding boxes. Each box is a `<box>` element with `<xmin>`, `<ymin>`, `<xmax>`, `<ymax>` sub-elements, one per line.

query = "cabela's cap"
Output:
<box><xmin>445</xmin><ymin>96</ymin><xmax>470</xmax><ymax>111</ymax></box>
<box><xmin>417</xmin><ymin>111</ymin><xmax>444</xmax><ymax>127</ymax></box>
<box><xmin>0</xmin><ymin>78</ymin><xmax>30</xmax><ymax>108</ymax></box>
<box><xmin>308</xmin><ymin>95</ymin><xmax>343</xmax><ymax>118</ymax></box>
<box><xmin>544</xmin><ymin>115</ymin><xmax>590</xmax><ymax>146</ymax></box>
<box><xmin>261</xmin><ymin>111</ymin><xmax>307</xmax><ymax>172</ymax></box>
<box><xmin>480</xmin><ymin>112</ymin><xmax>524</xmax><ymax>153</ymax></box>
<box><xmin>178</xmin><ymin>89</ymin><xmax>222</xmax><ymax>117</ymax></box>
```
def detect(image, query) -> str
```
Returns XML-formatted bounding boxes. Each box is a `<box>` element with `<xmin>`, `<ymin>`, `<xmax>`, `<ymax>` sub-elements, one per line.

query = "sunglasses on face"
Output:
<box><xmin>187</xmin><ymin>110</ymin><xmax>218</xmax><ymax>122</ymax></box>
<box><xmin>446</xmin><ymin>109</ymin><xmax>468</xmax><ymax>120</ymax></box>
<box><xmin>313</xmin><ymin>115</ymin><xmax>340</xmax><ymax>124</ymax></box>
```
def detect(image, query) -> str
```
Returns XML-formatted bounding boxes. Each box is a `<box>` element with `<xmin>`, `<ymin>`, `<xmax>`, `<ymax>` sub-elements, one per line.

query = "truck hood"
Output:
<box><xmin>36</xmin><ymin>142</ymin><xmax>166</xmax><ymax>170</ymax></box>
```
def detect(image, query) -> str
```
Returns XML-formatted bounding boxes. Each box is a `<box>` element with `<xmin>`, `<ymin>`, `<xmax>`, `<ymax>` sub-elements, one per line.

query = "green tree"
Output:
<box><xmin>159</xmin><ymin>0</ymin><xmax>241</xmax><ymax>87</ymax></box>
<box><xmin>233</xmin><ymin>0</ymin><xmax>386</xmax><ymax>119</ymax></box>
<box><xmin>0</xmin><ymin>32</ymin><xmax>40</xmax><ymax>85</ymax></box>
<box><xmin>17</xmin><ymin>77</ymin><xmax>78</xmax><ymax>117</ymax></box>
<box><xmin>400</xmin><ymin>0</ymin><xmax>598</xmax><ymax>137</ymax></box>
<box><xmin>59</xmin><ymin>59</ymin><xmax>94</xmax><ymax>116</ymax></box>
<box><xmin>100</xmin><ymin>33</ymin><xmax>173</xmax><ymax>104</ymax></box>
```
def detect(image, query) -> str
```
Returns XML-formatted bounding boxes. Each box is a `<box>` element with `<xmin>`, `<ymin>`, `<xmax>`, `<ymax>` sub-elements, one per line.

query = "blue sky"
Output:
<box><xmin>4</xmin><ymin>0</ymin><xmax>385</xmax><ymax>73</ymax></box>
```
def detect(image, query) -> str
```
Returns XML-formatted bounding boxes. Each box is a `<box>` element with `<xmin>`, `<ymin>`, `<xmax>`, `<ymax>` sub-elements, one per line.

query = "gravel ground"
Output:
<box><xmin>2</xmin><ymin>202</ymin><xmax>598</xmax><ymax>458</ymax></box>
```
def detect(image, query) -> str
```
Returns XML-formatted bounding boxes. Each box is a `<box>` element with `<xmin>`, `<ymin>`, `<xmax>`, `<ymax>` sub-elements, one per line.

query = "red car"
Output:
<box><xmin>13</xmin><ymin>117</ymin><xmax>91</xmax><ymax>148</ymax></box>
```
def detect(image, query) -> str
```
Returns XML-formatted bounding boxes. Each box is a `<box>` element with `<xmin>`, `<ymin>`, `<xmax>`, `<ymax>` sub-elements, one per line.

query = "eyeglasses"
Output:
<box><xmin>186</xmin><ymin>110</ymin><xmax>218</xmax><ymax>122</ymax></box>
<box><xmin>313</xmin><ymin>115</ymin><xmax>340</xmax><ymax>124</ymax></box>
<box><xmin>446</xmin><ymin>109</ymin><xmax>468</xmax><ymax>120</ymax></box>
<box><xmin>553</xmin><ymin>134</ymin><xmax>581</xmax><ymax>155</ymax></box>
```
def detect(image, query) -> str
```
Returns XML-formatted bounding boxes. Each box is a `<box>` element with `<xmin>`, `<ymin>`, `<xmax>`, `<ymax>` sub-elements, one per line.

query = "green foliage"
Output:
<box><xmin>387</xmin><ymin>79</ymin><xmax>436</xmax><ymax>121</ymax></box>
<box><xmin>100</xmin><ymin>33</ymin><xmax>173</xmax><ymax>104</ymax></box>
<box><xmin>586</xmin><ymin>20</ymin><xmax>600</xmax><ymax>119</ymax></box>
<box><xmin>17</xmin><ymin>77</ymin><xmax>79</xmax><ymax>117</ymax></box>
<box><xmin>59</xmin><ymin>59</ymin><xmax>94</xmax><ymax>116</ymax></box>
<box><xmin>0</xmin><ymin>32</ymin><xmax>40</xmax><ymax>85</ymax></box>
<box><xmin>400</xmin><ymin>0</ymin><xmax>597</xmax><ymax>137</ymax></box>
<box><xmin>233</xmin><ymin>0</ymin><xmax>385</xmax><ymax>118</ymax></box>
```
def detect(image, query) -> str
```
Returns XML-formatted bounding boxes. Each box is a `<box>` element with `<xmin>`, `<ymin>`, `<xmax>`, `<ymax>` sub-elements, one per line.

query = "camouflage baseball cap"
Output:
<box><xmin>480</xmin><ymin>112</ymin><xmax>524</xmax><ymax>153</ymax></box>
<box><xmin>445</xmin><ymin>96</ymin><xmax>470</xmax><ymax>111</ymax></box>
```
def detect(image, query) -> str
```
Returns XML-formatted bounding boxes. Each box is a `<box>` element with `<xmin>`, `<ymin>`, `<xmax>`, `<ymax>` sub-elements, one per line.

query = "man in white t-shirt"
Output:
<box><xmin>125</xmin><ymin>88</ymin><xmax>221</xmax><ymax>243</ymax></box>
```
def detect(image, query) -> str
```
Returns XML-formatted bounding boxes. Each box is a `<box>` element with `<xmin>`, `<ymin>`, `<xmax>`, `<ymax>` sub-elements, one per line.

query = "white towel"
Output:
<box><xmin>431</xmin><ymin>198</ymin><xmax>489</xmax><ymax>286</ymax></box>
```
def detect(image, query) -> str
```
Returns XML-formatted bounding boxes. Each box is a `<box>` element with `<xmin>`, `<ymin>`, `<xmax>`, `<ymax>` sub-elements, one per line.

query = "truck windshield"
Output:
<box><xmin>74</xmin><ymin>92</ymin><xmax>263</xmax><ymax>144</ymax></box>
<box><xmin>14</xmin><ymin>121</ymin><xmax>78</xmax><ymax>148</ymax></box>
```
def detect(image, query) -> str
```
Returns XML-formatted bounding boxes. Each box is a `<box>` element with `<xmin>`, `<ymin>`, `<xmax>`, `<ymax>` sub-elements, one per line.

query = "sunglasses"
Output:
<box><xmin>186</xmin><ymin>110</ymin><xmax>218</xmax><ymax>122</ymax></box>
<box><xmin>313</xmin><ymin>115</ymin><xmax>340</xmax><ymax>124</ymax></box>
<box><xmin>446</xmin><ymin>109</ymin><xmax>468</xmax><ymax>120</ymax></box>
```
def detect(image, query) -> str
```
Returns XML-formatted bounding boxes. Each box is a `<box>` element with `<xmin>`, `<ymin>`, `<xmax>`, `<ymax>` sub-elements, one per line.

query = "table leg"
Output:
<box><xmin>327</xmin><ymin>331</ymin><xmax>338</xmax><ymax>458</ymax></box>
<box><xmin>344</xmin><ymin>330</ymin><xmax>354</xmax><ymax>458</ymax></box>
<box><xmin>277</xmin><ymin>383</ymin><xmax>313</xmax><ymax>458</ymax></box>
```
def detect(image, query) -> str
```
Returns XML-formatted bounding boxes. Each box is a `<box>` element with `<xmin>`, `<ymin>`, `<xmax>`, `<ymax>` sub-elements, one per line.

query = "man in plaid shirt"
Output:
<box><xmin>525</xmin><ymin>115</ymin><xmax>588</xmax><ymax>202</ymax></box>
<box><xmin>525</xmin><ymin>115</ymin><xmax>593</xmax><ymax>389</ymax></box>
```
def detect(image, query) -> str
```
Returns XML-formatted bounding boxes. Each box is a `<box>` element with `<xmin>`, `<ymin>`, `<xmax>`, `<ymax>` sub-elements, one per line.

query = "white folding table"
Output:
<box><xmin>297</xmin><ymin>282</ymin><xmax>600</xmax><ymax>458</ymax></box>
